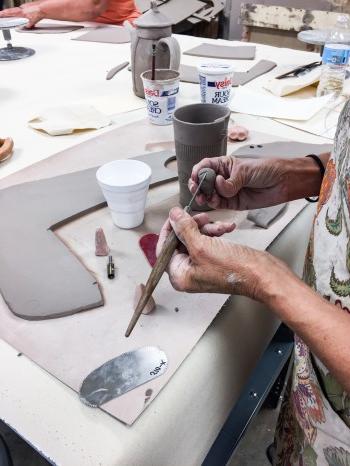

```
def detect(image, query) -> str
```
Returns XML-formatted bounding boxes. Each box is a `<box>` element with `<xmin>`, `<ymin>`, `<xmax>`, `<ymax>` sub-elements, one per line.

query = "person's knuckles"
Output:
<box><xmin>188</xmin><ymin>179</ymin><xmax>196</xmax><ymax>192</ymax></box>
<box><xmin>156</xmin><ymin>238</ymin><xmax>165</xmax><ymax>257</ymax></box>
<box><xmin>172</xmin><ymin>267</ymin><xmax>196</xmax><ymax>292</ymax></box>
<box><xmin>193</xmin><ymin>213</ymin><xmax>209</xmax><ymax>227</ymax></box>
<box><xmin>171</xmin><ymin>273</ymin><xmax>188</xmax><ymax>292</ymax></box>
<box><xmin>195</xmin><ymin>194</ymin><xmax>206</xmax><ymax>206</ymax></box>
<box><xmin>188</xmin><ymin>236</ymin><xmax>208</xmax><ymax>261</ymax></box>
<box><xmin>169</xmin><ymin>208</ymin><xmax>198</xmax><ymax>244</ymax></box>
<box><xmin>177</xmin><ymin>219</ymin><xmax>198</xmax><ymax>246</ymax></box>
<box><xmin>216</xmin><ymin>177</ymin><xmax>236</xmax><ymax>197</ymax></box>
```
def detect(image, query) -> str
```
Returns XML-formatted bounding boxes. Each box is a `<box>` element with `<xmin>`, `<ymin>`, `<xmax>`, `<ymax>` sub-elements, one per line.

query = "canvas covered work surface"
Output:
<box><xmin>0</xmin><ymin>119</ymin><xmax>313</xmax><ymax>425</ymax></box>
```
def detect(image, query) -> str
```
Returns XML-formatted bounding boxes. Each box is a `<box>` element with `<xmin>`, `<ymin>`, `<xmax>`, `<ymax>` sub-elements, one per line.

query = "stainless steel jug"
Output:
<box><xmin>130</xmin><ymin>1</ymin><xmax>181</xmax><ymax>98</ymax></box>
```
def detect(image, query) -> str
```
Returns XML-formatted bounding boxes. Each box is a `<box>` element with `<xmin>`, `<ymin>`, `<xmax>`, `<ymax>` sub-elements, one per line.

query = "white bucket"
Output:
<box><xmin>141</xmin><ymin>69</ymin><xmax>180</xmax><ymax>125</ymax></box>
<box><xmin>96</xmin><ymin>160</ymin><xmax>152</xmax><ymax>229</ymax></box>
<box><xmin>197</xmin><ymin>62</ymin><xmax>234</xmax><ymax>107</ymax></box>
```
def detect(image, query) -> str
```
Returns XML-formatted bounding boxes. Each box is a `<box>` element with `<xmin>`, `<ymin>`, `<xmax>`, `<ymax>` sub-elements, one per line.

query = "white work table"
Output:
<box><xmin>0</xmin><ymin>25</ymin><xmax>327</xmax><ymax>465</ymax></box>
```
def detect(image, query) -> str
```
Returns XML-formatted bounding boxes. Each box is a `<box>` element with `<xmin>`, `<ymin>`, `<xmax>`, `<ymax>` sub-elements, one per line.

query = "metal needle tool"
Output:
<box><xmin>125</xmin><ymin>168</ymin><xmax>216</xmax><ymax>337</ymax></box>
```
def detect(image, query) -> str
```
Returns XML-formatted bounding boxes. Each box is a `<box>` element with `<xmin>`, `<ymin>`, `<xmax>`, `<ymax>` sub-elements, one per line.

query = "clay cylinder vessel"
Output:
<box><xmin>173</xmin><ymin>103</ymin><xmax>230</xmax><ymax>210</ymax></box>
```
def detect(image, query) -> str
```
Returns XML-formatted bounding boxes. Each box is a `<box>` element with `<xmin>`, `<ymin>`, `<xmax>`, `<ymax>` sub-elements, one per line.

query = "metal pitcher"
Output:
<box><xmin>130</xmin><ymin>1</ymin><xmax>181</xmax><ymax>98</ymax></box>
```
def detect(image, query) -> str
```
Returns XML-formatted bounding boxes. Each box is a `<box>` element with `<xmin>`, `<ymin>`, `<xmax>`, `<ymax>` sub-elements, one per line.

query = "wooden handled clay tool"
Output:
<box><xmin>125</xmin><ymin>167</ymin><xmax>216</xmax><ymax>337</ymax></box>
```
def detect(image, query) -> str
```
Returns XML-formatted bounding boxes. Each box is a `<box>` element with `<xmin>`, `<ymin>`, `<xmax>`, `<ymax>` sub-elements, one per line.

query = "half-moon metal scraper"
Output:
<box><xmin>79</xmin><ymin>346</ymin><xmax>168</xmax><ymax>408</ymax></box>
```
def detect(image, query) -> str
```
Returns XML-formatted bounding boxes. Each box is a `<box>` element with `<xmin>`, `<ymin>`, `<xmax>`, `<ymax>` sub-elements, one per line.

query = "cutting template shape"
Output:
<box><xmin>231</xmin><ymin>141</ymin><xmax>333</xmax><ymax>159</ymax></box>
<box><xmin>0</xmin><ymin>151</ymin><xmax>176</xmax><ymax>320</ymax></box>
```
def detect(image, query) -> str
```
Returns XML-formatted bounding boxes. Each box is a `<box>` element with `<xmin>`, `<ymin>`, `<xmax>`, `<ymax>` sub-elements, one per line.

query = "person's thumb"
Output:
<box><xmin>169</xmin><ymin>207</ymin><xmax>201</xmax><ymax>252</ymax></box>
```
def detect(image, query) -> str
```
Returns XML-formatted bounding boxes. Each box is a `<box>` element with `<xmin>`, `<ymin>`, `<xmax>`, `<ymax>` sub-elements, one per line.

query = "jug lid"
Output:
<box><xmin>134</xmin><ymin>1</ymin><xmax>172</xmax><ymax>28</ymax></box>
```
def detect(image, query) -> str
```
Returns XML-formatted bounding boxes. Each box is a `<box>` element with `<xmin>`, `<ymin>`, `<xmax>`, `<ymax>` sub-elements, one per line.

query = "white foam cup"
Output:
<box><xmin>141</xmin><ymin>69</ymin><xmax>180</xmax><ymax>125</ymax></box>
<box><xmin>197</xmin><ymin>62</ymin><xmax>234</xmax><ymax>106</ymax></box>
<box><xmin>96</xmin><ymin>160</ymin><xmax>152</xmax><ymax>229</ymax></box>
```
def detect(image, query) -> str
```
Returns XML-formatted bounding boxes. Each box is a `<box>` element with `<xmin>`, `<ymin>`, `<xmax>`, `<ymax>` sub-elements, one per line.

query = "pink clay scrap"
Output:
<box><xmin>95</xmin><ymin>227</ymin><xmax>109</xmax><ymax>256</ymax></box>
<box><xmin>134</xmin><ymin>283</ymin><xmax>156</xmax><ymax>315</ymax></box>
<box><xmin>228</xmin><ymin>125</ymin><xmax>249</xmax><ymax>142</ymax></box>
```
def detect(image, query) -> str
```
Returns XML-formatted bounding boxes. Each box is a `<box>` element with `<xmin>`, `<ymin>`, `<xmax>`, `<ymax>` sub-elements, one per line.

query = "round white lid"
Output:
<box><xmin>96</xmin><ymin>159</ymin><xmax>152</xmax><ymax>190</ymax></box>
<box><xmin>197</xmin><ymin>62</ymin><xmax>234</xmax><ymax>75</ymax></box>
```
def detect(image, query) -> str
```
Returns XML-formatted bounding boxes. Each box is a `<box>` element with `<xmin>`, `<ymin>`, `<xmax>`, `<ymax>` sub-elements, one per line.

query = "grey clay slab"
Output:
<box><xmin>157</xmin><ymin>0</ymin><xmax>205</xmax><ymax>25</ymax></box>
<box><xmin>180</xmin><ymin>60</ymin><xmax>276</xmax><ymax>86</ymax></box>
<box><xmin>231</xmin><ymin>141</ymin><xmax>333</xmax><ymax>159</ymax></box>
<box><xmin>135</xmin><ymin>0</ymin><xmax>153</xmax><ymax>13</ymax></box>
<box><xmin>72</xmin><ymin>26</ymin><xmax>131</xmax><ymax>44</ymax></box>
<box><xmin>17</xmin><ymin>23</ymin><xmax>83</xmax><ymax>34</ymax></box>
<box><xmin>248</xmin><ymin>204</ymin><xmax>287</xmax><ymax>229</ymax></box>
<box><xmin>0</xmin><ymin>150</ymin><xmax>175</xmax><ymax>320</ymax></box>
<box><xmin>183</xmin><ymin>43</ymin><xmax>256</xmax><ymax>60</ymax></box>
<box><xmin>231</xmin><ymin>60</ymin><xmax>276</xmax><ymax>86</ymax></box>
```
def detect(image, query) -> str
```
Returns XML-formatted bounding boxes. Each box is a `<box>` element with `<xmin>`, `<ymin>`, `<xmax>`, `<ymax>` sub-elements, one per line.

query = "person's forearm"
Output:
<box><xmin>264</xmin><ymin>264</ymin><xmax>350</xmax><ymax>392</ymax></box>
<box><xmin>36</xmin><ymin>0</ymin><xmax>109</xmax><ymax>22</ymax></box>
<box><xmin>283</xmin><ymin>152</ymin><xmax>330</xmax><ymax>201</ymax></box>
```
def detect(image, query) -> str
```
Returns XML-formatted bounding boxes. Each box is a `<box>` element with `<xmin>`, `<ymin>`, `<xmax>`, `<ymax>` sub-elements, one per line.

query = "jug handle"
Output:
<box><xmin>158</xmin><ymin>37</ymin><xmax>181</xmax><ymax>71</ymax></box>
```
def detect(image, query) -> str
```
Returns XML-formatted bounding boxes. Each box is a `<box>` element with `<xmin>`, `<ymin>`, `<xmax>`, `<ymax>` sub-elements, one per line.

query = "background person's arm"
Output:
<box><xmin>0</xmin><ymin>0</ymin><xmax>110</xmax><ymax>27</ymax></box>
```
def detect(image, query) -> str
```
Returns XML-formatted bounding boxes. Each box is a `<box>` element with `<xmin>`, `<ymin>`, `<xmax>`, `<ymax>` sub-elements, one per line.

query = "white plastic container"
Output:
<box><xmin>96</xmin><ymin>160</ymin><xmax>152</xmax><ymax>229</ymax></box>
<box><xmin>141</xmin><ymin>69</ymin><xmax>180</xmax><ymax>125</ymax></box>
<box><xmin>198</xmin><ymin>63</ymin><xmax>234</xmax><ymax>106</ymax></box>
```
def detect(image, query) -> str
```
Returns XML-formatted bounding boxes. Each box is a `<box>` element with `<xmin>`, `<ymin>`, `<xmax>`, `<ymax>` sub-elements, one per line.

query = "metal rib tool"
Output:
<box><xmin>125</xmin><ymin>168</ymin><xmax>215</xmax><ymax>337</ymax></box>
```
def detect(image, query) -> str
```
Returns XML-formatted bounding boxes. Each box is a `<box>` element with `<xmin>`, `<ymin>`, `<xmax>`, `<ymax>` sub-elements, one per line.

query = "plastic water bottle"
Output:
<box><xmin>327</xmin><ymin>14</ymin><xmax>350</xmax><ymax>43</ymax></box>
<box><xmin>317</xmin><ymin>43</ymin><xmax>350</xmax><ymax>96</ymax></box>
<box><xmin>317</xmin><ymin>15</ymin><xmax>350</xmax><ymax>97</ymax></box>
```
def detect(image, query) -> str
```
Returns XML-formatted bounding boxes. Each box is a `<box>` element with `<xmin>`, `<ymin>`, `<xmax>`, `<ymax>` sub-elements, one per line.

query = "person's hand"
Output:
<box><xmin>0</xmin><ymin>3</ymin><xmax>43</xmax><ymax>28</ymax></box>
<box><xmin>157</xmin><ymin>207</ymin><xmax>287</xmax><ymax>301</ymax></box>
<box><xmin>189</xmin><ymin>156</ymin><xmax>291</xmax><ymax>211</ymax></box>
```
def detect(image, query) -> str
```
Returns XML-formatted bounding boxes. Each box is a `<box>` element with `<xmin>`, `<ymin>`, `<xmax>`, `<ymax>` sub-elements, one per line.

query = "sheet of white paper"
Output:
<box><xmin>29</xmin><ymin>105</ymin><xmax>112</xmax><ymax>136</ymax></box>
<box><xmin>75</xmin><ymin>94</ymin><xmax>147</xmax><ymax>117</ymax></box>
<box><xmin>275</xmin><ymin>96</ymin><xmax>345</xmax><ymax>139</ymax></box>
<box><xmin>230</xmin><ymin>86</ymin><xmax>332</xmax><ymax>120</ymax></box>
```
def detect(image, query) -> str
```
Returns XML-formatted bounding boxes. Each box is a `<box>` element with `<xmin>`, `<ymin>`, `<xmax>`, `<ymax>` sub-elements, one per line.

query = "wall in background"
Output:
<box><xmin>224</xmin><ymin>0</ymin><xmax>343</xmax><ymax>41</ymax></box>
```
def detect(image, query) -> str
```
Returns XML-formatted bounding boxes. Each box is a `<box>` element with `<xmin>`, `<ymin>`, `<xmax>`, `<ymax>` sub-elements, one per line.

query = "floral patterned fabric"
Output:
<box><xmin>274</xmin><ymin>100</ymin><xmax>350</xmax><ymax>466</ymax></box>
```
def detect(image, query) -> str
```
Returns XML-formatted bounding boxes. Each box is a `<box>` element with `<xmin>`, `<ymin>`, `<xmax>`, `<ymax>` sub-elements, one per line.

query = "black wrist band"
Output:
<box><xmin>305</xmin><ymin>154</ymin><xmax>325</xmax><ymax>203</ymax></box>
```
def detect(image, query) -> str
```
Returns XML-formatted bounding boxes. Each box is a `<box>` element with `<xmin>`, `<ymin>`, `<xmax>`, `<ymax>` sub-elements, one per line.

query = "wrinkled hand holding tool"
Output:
<box><xmin>125</xmin><ymin>167</ymin><xmax>216</xmax><ymax>337</ymax></box>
